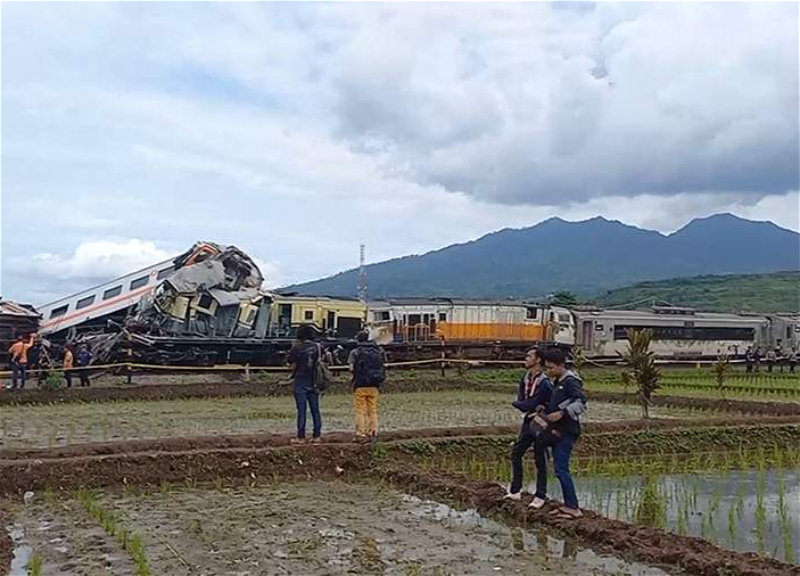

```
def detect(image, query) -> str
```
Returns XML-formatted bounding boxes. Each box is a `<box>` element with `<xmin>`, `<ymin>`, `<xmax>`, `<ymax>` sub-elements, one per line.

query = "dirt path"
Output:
<box><xmin>590</xmin><ymin>391</ymin><xmax>800</xmax><ymax>416</ymax></box>
<box><xmin>3</xmin><ymin>416</ymin><xmax>799</xmax><ymax>462</ymax></box>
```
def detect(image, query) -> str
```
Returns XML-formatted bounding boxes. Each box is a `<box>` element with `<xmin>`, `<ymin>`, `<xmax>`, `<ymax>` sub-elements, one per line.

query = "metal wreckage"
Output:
<box><xmin>77</xmin><ymin>242</ymin><xmax>352</xmax><ymax>367</ymax></box>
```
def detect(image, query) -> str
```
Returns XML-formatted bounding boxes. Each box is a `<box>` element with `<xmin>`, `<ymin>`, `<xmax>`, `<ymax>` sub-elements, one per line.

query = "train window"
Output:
<box><xmin>304</xmin><ymin>310</ymin><xmax>314</xmax><ymax>320</ymax></box>
<box><xmin>197</xmin><ymin>293</ymin><xmax>214</xmax><ymax>310</ymax></box>
<box><xmin>408</xmin><ymin>314</ymin><xmax>422</xmax><ymax>325</ymax></box>
<box><xmin>103</xmin><ymin>285</ymin><xmax>123</xmax><ymax>300</ymax></box>
<box><xmin>157</xmin><ymin>267</ymin><xmax>174</xmax><ymax>280</ymax></box>
<box><xmin>788</xmin><ymin>327</ymin><xmax>793</xmax><ymax>339</ymax></box>
<box><xmin>526</xmin><ymin>307</ymin><xmax>538</xmax><ymax>319</ymax></box>
<box><xmin>246</xmin><ymin>309</ymin><xmax>258</xmax><ymax>324</ymax></box>
<box><xmin>558</xmin><ymin>313</ymin><xmax>571</xmax><ymax>323</ymax></box>
<box><xmin>76</xmin><ymin>295</ymin><xmax>95</xmax><ymax>310</ymax></box>
<box><xmin>130</xmin><ymin>276</ymin><xmax>149</xmax><ymax>290</ymax></box>
<box><xmin>50</xmin><ymin>305</ymin><xmax>68</xmax><ymax>319</ymax></box>
<box><xmin>439</xmin><ymin>313</ymin><xmax>447</xmax><ymax>322</ymax></box>
<box><xmin>614</xmin><ymin>325</ymin><xmax>755</xmax><ymax>341</ymax></box>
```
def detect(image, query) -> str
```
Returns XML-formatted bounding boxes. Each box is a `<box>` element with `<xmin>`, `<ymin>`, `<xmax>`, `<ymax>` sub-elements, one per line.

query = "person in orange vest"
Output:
<box><xmin>63</xmin><ymin>345</ymin><xmax>75</xmax><ymax>388</ymax></box>
<box><xmin>8</xmin><ymin>334</ymin><xmax>34</xmax><ymax>390</ymax></box>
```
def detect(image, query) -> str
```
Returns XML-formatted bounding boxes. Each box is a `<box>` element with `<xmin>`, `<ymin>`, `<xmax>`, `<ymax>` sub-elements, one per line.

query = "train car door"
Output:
<box><xmin>327</xmin><ymin>311</ymin><xmax>336</xmax><ymax>334</ymax></box>
<box><xmin>582</xmin><ymin>320</ymin><xmax>594</xmax><ymax>350</ymax></box>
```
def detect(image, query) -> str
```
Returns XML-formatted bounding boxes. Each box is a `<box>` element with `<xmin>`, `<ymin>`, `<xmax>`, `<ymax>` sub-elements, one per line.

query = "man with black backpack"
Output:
<box><xmin>348</xmin><ymin>331</ymin><xmax>387</xmax><ymax>442</ymax></box>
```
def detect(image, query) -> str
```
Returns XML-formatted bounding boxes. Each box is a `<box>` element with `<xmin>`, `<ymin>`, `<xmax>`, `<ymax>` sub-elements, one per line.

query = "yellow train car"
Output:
<box><xmin>270</xmin><ymin>294</ymin><xmax>366</xmax><ymax>338</ymax></box>
<box><xmin>367</xmin><ymin>298</ymin><xmax>570</xmax><ymax>345</ymax></box>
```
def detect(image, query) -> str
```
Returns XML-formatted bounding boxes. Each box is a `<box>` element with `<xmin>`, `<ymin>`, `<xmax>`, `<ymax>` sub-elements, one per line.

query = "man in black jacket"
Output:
<box><xmin>540</xmin><ymin>348</ymin><xmax>587</xmax><ymax>519</ymax></box>
<box><xmin>504</xmin><ymin>348</ymin><xmax>553</xmax><ymax>506</ymax></box>
<box><xmin>348</xmin><ymin>331</ymin><xmax>387</xmax><ymax>442</ymax></box>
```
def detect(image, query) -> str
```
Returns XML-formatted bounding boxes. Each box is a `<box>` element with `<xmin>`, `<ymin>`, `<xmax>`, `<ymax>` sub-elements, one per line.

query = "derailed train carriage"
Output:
<box><xmin>37</xmin><ymin>242</ymin><xmax>367</xmax><ymax>366</ymax></box>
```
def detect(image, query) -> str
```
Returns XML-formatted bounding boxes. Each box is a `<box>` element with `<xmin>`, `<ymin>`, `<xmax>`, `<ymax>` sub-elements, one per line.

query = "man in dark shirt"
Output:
<box><xmin>287</xmin><ymin>324</ymin><xmax>323</xmax><ymax>444</ymax></box>
<box><xmin>540</xmin><ymin>348</ymin><xmax>587</xmax><ymax>519</ymax></box>
<box><xmin>504</xmin><ymin>348</ymin><xmax>553</xmax><ymax>507</ymax></box>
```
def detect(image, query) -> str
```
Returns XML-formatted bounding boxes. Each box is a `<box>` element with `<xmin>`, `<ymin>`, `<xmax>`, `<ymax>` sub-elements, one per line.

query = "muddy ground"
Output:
<box><xmin>0</xmin><ymin>390</ymin><xmax>700</xmax><ymax>450</ymax></box>
<box><xmin>3</xmin><ymin>416</ymin><xmax>800</xmax><ymax>462</ymax></box>
<box><xmin>0</xmin><ymin>508</ymin><xmax>10</xmax><ymax>576</ymax></box>
<box><xmin>5</xmin><ymin>481</ymin><xmax>673</xmax><ymax>576</ymax></box>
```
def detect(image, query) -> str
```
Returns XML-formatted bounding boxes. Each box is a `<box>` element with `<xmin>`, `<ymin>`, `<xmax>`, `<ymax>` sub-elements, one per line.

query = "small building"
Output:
<box><xmin>0</xmin><ymin>299</ymin><xmax>41</xmax><ymax>365</ymax></box>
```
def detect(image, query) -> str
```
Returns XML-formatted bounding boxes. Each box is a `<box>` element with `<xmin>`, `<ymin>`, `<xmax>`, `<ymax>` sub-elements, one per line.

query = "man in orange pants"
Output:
<box><xmin>348</xmin><ymin>331</ymin><xmax>387</xmax><ymax>442</ymax></box>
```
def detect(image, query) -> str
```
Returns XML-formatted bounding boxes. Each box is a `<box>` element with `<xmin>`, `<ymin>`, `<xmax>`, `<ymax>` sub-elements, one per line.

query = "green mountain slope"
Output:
<box><xmin>593</xmin><ymin>271</ymin><xmax>800</xmax><ymax>313</ymax></box>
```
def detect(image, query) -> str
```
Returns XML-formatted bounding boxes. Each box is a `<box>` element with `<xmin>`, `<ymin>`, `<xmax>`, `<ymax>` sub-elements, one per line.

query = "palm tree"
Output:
<box><xmin>621</xmin><ymin>328</ymin><xmax>660</xmax><ymax>419</ymax></box>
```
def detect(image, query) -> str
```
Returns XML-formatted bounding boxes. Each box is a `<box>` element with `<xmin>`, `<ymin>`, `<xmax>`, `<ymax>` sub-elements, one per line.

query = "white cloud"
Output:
<box><xmin>19</xmin><ymin>240</ymin><xmax>171</xmax><ymax>280</ymax></box>
<box><xmin>0</xmin><ymin>2</ymin><xmax>797</xmax><ymax>303</ymax></box>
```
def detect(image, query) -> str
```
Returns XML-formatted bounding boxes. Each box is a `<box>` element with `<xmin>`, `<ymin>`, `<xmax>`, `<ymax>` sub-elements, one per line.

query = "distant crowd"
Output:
<box><xmin>4</xmin><ymin>334</ymin><xmax>93</xmax><ymax>391</ymax></box>
<box><xmin>744</xmin><ymin>346</ymin><xmax>797</xmax><ymax>373</ymax></box>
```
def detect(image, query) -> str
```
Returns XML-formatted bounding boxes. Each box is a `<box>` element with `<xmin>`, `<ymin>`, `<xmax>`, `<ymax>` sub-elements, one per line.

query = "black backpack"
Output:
<box><xmin>354</xmin><ymin>345</ymin><xmax>386</xmax><ymax>387</ymax></box>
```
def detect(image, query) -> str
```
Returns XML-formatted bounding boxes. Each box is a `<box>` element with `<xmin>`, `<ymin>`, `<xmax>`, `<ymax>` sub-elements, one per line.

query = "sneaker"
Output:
<box><xmin>528</xmin><ymin>497</ymin><xmax>546</xmax><ymax>510</ymax></box>
<box><xmin>503</xmin><ymin>492</ymin><xmax>522</xmax><ymax>501</ymax></box>
<box><xmin>310</xmin><ymin>437</ymin><xmax>322</xmax><ymax>444</ymax></box>
<box><xmin>290</xmin><ymin>438</ymin><xmax>307</xmax><ymax>445</ymax></box>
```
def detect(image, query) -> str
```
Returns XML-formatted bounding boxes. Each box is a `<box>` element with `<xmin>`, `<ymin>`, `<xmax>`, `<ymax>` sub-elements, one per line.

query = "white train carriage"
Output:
<box><xmin>37</xmin><ymin>258</ymin><xmax>176</xmax><ymax>336</ymax></box>
<box><xmin>572</xmin><ymin>306</ymin><xmax>769</xmax><ymax>358</ymax></box>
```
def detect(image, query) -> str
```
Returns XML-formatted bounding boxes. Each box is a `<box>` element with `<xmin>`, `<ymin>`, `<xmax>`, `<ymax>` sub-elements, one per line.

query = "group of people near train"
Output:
<box><xmin>287</xmin><ymin>324</ymin><xmax>587</xmax><ymax>520</ymax></box>
<box><xmin>744</xmin><ymin>346</ymin><xmax>797</xmax><ymax>373</ymax></box>
<box><xmin>4</xmin><ymin>334</ymin><xmax>93</xmax><ymax>391</ymax></box>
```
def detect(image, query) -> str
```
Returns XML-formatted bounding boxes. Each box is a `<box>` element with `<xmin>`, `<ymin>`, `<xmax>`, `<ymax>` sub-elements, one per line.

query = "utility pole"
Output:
<box><xmin>358</xmin><ymin>244</ymin><xmax>369</xmax><ymax>327</ymax></box>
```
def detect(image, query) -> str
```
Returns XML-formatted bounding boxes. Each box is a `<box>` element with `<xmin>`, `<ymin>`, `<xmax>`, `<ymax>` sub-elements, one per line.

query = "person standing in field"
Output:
<box><xmin>539</xmin><ymin>348</ymin><xmax>587</xmax><ymax>520</ymax></box>
<box><xmin>287</xmin><ymin>324</ymin><xmax>324</xmax><ymax>444</ymax></box>
<box><xmin>63</xmin><ymin>345</ymin><xmax>74</xmax><ymax>388</ymax></box>
<box><xmin>788</xmin><ymin>348</ymin><xmax>797</xmax><ymax>373</ymax></box>
<box><xmin>753</xmin><ymin>348</ymin><xmax>762</xmax><ymax>372</ymax></box>
<box><xmin>348</xmin><ymin>331</ymin><xmax>387</xmax><ymax>442</ymax></box>
<box><xmin>8</xmin><ymin>334</ymin><xmax>34</xmax><ymax>390</ymax></box>
<box><xmin>744</xmin><ymin>347</ymin><xmax>754</xmax><ymax>374</ymax></box>
<box><xmin>76</xmin><ymin>345</ymin><xmax>92</xmax><ymax>387</ymax></box>
<box><xmin>766</xmin><ymin>348</ymin><xmax>777</xmax><ymax>373</ymax></box>
<box><xmin>504</xmin><ymin>348</ymin><xmax>553</xmax><ymax>507</ymax></box>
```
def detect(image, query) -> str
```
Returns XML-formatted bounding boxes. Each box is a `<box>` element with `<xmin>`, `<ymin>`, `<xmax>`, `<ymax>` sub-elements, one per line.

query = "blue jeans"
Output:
<box><xmin>294</xmin><ymin>389</ymin><xmax>322</xmax><ymax>438</ymax></box>
<box><xmin>552</xmin><ymin>434</ymin><xmax>579</xmax><ymax>509</ymax></box>
<box><xmin>533</xmin><ymin>434</ymin><xmax>579</xmax><ymax>508</ymax></box>
<box><xmin>509</xmin><ymin>423</ymin><xmax>547</xmax><ymax>497</ymax></box>
<box><xmin>11</xmin><ymin>362</ymin><xmax>27</xmax><ymax>389</ymax></box>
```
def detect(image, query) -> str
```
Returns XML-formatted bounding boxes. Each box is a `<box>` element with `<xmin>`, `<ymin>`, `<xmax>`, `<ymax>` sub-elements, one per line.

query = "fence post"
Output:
<box><xmin>245</xmin><ymin>363</ymin><xmax>251</xmax><ymax>382</ymax></box>
<box><xmin>440</xmin><ymin>340</ymin><xmax>446</xmax><ymax>378</ymax></box>
<box><xmin>125</xmin><ymin>335</ymin><xmax>133</xmax><ymax>385</ymax></box>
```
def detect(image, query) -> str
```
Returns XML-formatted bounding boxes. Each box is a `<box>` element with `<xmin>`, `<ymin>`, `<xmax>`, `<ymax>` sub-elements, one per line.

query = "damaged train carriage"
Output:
<box><xmin>77</xmin><ymin>242</ymin><xmax>365</xmax><ymax>366</ymax></box>
<box><xmin>138</xmin><ymin>243</ymin><xmax>271</xmax><ymax>339</ymax></box>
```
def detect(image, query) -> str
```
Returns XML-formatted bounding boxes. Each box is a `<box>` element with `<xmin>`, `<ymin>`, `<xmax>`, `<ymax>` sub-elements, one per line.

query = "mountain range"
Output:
<box><xmin>282</xmin><ymin>214</ymin><xmax>800</xmax><ymax>300</ymax></box>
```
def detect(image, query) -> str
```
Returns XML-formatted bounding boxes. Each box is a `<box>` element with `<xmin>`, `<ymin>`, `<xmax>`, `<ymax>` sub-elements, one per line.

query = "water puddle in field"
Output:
<box><xmin>7</xmin><ymin>525</ymin><xmax>32</xmax><ymax>576</ymax></box>
<box><xmin>401</xmin><ymin>493</ymin><xmax>672</xmax><ymax>575</ymax></box>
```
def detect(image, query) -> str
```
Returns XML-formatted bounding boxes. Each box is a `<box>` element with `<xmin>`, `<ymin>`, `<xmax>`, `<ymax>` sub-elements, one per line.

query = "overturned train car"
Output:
<box><xmin>40</xmin><ymin>242</ymin><xmax>366</xmax><ymax>366</ymax></box>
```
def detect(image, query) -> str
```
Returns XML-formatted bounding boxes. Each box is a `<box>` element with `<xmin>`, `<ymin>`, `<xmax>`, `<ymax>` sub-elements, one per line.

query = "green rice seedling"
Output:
<box><xmin>634</xmin><ymin>476</ymin><xmax>666</xmax><ymax>529</ymax></box>
<box><xmin>26</xmin><ymin>552</ymin><xmax>44</xmax><ymax>576</ymax></box>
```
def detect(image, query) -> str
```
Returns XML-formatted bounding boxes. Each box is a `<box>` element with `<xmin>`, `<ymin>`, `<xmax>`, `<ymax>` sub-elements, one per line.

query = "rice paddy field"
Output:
<box><xmin>2</xmin><ymin>366</ymin><xmax>799</xmax><ymax>576</ymax></box>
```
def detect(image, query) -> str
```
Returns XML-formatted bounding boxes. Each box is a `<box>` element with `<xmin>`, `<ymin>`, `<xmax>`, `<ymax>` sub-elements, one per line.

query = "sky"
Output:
<box><xmin>1</xmin><ymin>1</ymin><xmax>798</xmax><ymax>305</ymax></box>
